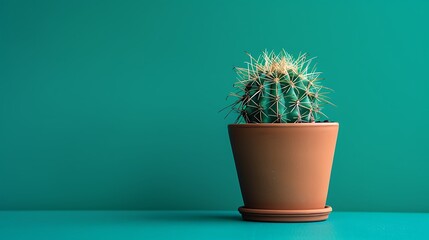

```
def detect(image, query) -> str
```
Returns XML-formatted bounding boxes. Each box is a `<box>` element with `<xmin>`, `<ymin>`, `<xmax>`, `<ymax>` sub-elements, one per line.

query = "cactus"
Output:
<box><xmin>226</xmin><ymin>50</ymin><xmax>333</xmax><ymax>123</ymax></box>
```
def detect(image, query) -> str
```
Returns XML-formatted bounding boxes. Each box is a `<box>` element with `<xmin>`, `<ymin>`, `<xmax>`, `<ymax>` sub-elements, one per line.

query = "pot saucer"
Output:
<box><xmin>238</xmin><ymin>205</ymin><xmax>332</xmax><ymax>222</ymax></box>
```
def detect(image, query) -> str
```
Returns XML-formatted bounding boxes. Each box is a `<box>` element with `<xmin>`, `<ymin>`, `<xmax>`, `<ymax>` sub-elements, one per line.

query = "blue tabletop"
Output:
<box><xmin>0</xmin><ymin>211</ymin><xmax>428</xmax><ymax>240</ymax></box>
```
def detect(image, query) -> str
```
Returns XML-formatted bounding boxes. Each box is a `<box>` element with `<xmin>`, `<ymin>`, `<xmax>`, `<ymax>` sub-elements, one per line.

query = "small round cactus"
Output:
<box><xmin>225</xmin><ymin>50</ymin><xmax>333</xmax><ymax>123</ymax></box>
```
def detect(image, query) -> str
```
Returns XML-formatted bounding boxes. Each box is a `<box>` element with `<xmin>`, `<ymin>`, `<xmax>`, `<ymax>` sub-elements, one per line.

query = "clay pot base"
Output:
<box><xmin>238</xmin><ymin>206</ymin><xmax>332</xmax><ymax>222</ymax></box>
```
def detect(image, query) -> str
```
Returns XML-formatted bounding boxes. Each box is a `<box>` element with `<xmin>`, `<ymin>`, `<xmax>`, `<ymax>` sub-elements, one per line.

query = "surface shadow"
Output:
<box><xmin>115</xmin><ymin>211</ymin><xmax>243</xmax><ymax>224</ymax></box>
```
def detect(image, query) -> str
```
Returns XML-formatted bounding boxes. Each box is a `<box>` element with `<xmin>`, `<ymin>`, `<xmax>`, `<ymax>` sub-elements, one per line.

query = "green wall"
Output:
<box><xmin>1</xmin><ymin>0</ymin><xmax>428</xmax><ymax>211</ymax></box>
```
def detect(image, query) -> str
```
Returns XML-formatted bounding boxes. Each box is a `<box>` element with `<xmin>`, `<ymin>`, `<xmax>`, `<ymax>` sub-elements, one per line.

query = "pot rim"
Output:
<box><xmin>228</xmin><ymin>122</ymin><xmax>339</xmax><ymax>128</ymax></box>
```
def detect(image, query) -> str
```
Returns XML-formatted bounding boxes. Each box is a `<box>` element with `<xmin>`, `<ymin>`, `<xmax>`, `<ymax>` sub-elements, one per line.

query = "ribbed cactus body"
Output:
<box><xmin>229</xmin><ymin>50</ymin><xmax>331</xmax><ymax>123</ymax></box>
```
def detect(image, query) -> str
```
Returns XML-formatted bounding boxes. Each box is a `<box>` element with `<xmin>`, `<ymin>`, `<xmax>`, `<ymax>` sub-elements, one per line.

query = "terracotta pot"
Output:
<box><xmin>228</xmin><ymin>123</ymin><xmax>339</xmax><ymax>222</ymax></box>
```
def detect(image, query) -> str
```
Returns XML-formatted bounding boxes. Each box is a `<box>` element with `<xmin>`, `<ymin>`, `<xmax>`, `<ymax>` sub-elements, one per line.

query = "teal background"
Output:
<box><xmin>0</xmin><ymin>0</ymin><xmax>428</xmax><ymax>211</ymax></box>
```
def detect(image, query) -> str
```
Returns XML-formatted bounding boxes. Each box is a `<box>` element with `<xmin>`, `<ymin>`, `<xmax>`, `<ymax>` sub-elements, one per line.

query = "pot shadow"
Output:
<box><xmin>115</xmin><ymin>211</ymin><xmax>243</xmax><ymax>224</ymax></box>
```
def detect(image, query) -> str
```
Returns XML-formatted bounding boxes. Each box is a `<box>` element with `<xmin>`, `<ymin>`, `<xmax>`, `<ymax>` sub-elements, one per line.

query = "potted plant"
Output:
<box><xmin>225</xmin><ymin>50</ymin><xmax>339</xmax><ymax>222</ymax></box>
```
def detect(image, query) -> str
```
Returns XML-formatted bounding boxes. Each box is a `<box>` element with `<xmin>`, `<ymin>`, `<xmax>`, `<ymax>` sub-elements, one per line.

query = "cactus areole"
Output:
<box><xmin>227</xmin><ymin>50</ymin><xmax>333</xmax><ymax>123</ymax></box>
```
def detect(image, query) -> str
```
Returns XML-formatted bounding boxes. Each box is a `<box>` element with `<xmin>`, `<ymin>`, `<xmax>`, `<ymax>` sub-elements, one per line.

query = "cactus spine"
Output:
<box><xmin>228</xmin><ymin>50</ymin><xmax>332</xmax><ymax>123</ymax></box>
